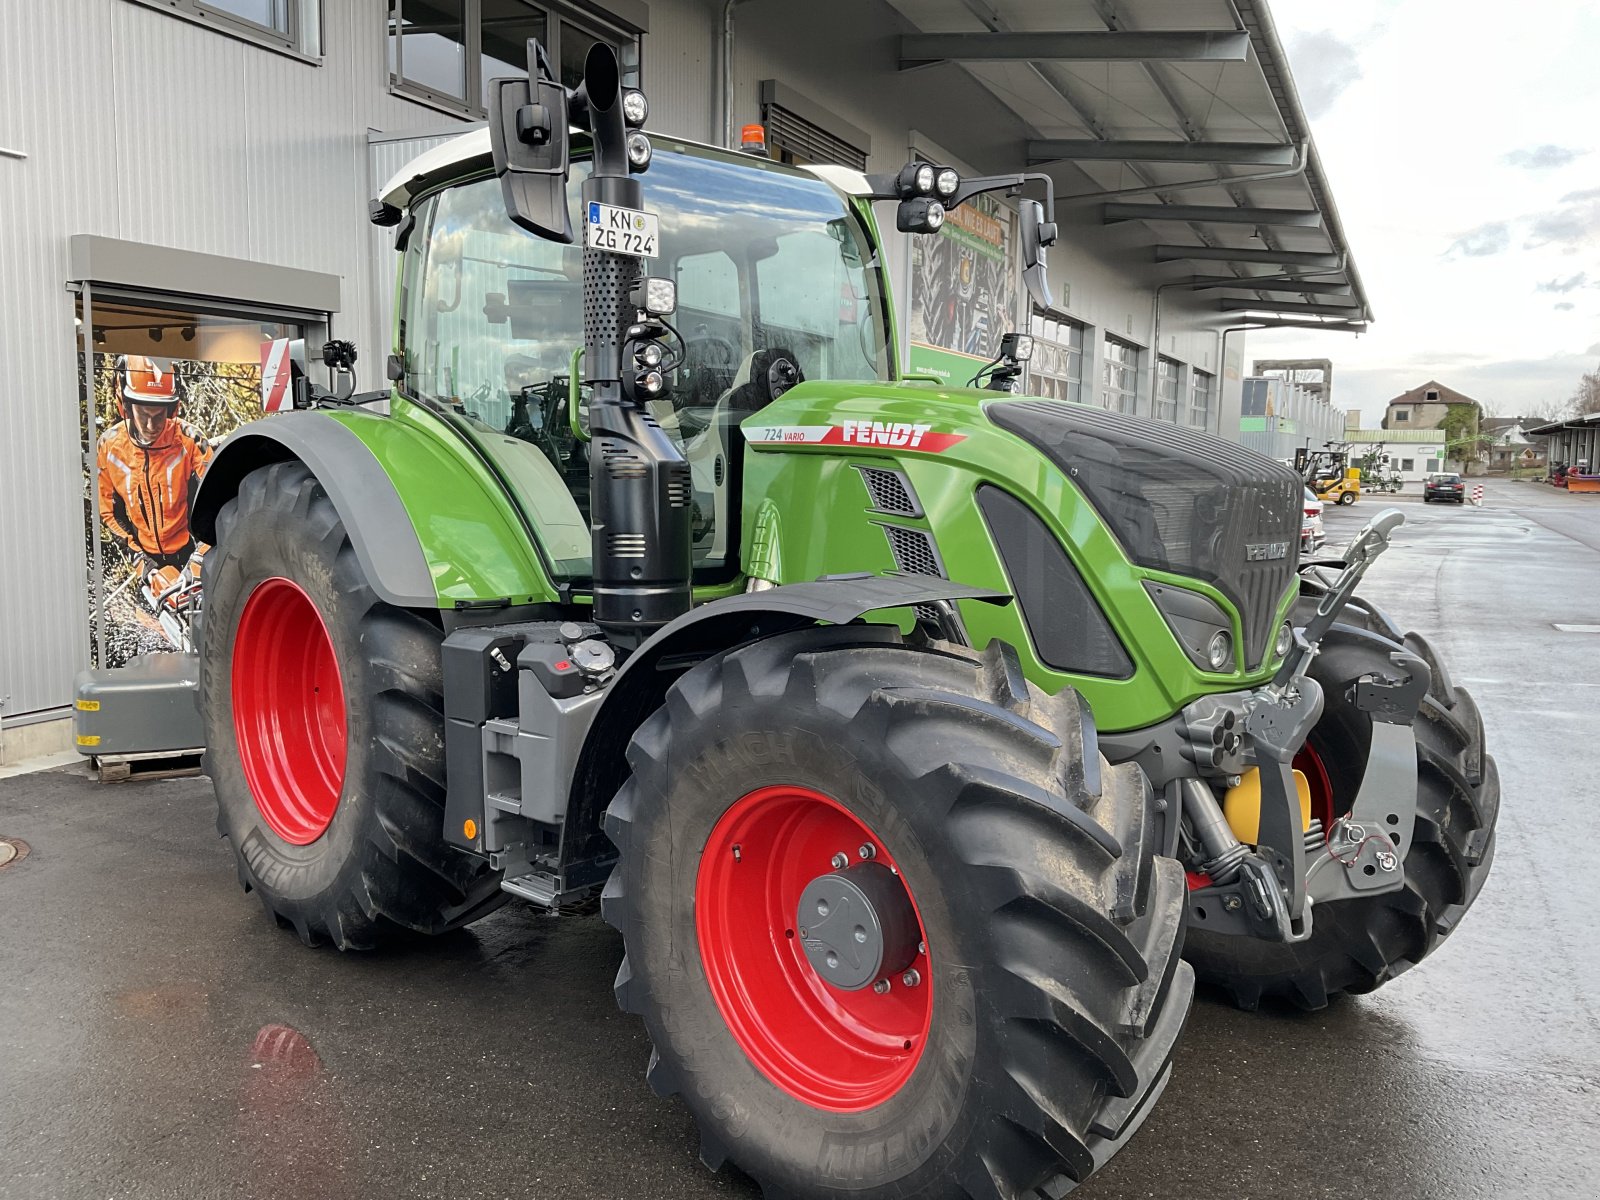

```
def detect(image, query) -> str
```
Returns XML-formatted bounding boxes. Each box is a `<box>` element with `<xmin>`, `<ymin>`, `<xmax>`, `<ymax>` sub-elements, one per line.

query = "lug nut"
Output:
<box><xmin>901</xmin><ymin>969</ymin><xmax>921</xmax><ymax>988</ymax></box>
<box><xmin>873</xmin><ymin>979</ymin><xmax>891</xmax><ymax>995</ymax></box>
<box><xmin>831</xmin><ymin>852</ymin><xmax>849</xmax><ymax>870</ymax></box>
<box><xmin>858</xmin><ymin>843</ymin><xmax>876</xmax><ymax>860</ymax></box>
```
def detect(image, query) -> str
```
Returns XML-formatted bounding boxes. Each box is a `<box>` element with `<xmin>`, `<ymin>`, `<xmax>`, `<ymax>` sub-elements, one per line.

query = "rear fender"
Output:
<box><xmin>193</xmin><ymin>414</ymin><xmax>436</xmax><ymax>607</ymax></box>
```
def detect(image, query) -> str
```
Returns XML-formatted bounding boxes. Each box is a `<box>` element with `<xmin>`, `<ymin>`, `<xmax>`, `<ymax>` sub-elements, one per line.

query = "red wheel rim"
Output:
<box><xmin>695</xmin><ymin>785</ymin><xmax>932</xmax><ymax>1111</ymax></box>
<box><xmin>231</xmin><ymin>577</ymin><xmax>348</xmax><ymax>846</ymax></box>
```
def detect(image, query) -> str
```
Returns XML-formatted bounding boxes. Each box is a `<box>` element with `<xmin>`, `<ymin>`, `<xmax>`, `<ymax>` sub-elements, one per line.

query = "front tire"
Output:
<box><xmin>1339</xmin><ymin>490</ymin><xmax>1357</xmax><ymax>505</ymax></box>
<box><xmin>201</xmin><ymin>461</ymin><xmax>505</xmax><ymax>948</ymax></box>
<box><xmin>603</xmin><ymin>630</ymin><xmax>1192</xmax><ymax>1198</ymax></box>
<box><xmin>1184</xmin><ymin>598</ymin><xmax>1497</xmax><ymax>1009</ymax></box>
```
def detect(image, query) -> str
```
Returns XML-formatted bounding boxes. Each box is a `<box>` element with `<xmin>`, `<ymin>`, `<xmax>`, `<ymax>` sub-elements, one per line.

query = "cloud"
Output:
<box><xmin>1286</xmin><ymin>30</ymin><xmax>1363</xmax><ymax>119</ymax></box>
<box><xmin>1523</xmin><ymin>189</ymin><xmax>1600</xmax><ymax>249</ymax></box>
<box><xmin>1446</xmin><ymin>221</ymin><xmax>1510</xmax><ymax>257</ymax></box>
<box><xmin>1537</xmin><ymin>273</ymin><xmax>1591</xmax><ymax>293</ymax></box>
<box><xmin>1503</xmin><ymin>145</ymin><xmax>1585</xmax><ymax>170</ymax></box>
<box><xmin>1555</xmin><ymin>302</ymin><xmax>1576</xmax><ymax>311</ymax></box>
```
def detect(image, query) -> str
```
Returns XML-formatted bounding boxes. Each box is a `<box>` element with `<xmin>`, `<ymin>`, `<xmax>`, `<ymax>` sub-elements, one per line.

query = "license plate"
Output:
<box><xmin>586</xmin><ymin>202</ymin><xmax>659</xmax><ymax>258</ymax></box>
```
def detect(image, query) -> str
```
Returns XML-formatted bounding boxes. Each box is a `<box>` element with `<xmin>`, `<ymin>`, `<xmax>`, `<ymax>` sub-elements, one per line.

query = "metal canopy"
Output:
<box><xmin>1028</xmin><ymin>139</ymin><xmax>1299</xmax><ymax>166</ymax></box>
<box><xmin>899</xmin><ymin>30</ymin><xmax>1250</xmax><ymax>67</ymax></box>
<box><xmin>883</xmin><ymin>0</ymin><xmax>1372</xmax><ymax>326</ymax></box>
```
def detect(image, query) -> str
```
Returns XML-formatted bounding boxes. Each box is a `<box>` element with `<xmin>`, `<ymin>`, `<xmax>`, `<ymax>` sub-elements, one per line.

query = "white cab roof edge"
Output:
<box><xmin>378</xmin><ymin>128</ymin><xmax>870</xmax><ymax>212</ymax></box>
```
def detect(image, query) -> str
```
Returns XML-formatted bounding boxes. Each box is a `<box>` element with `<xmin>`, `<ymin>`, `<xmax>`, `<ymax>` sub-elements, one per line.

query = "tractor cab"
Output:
<box><xmin>388</xmin><ymin>137</ymin><xmax>893</xmax><ymax>588</ymax></box>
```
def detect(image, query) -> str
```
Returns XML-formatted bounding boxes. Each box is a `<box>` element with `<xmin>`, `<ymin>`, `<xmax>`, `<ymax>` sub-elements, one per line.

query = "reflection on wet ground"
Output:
<box><xmin>2</xmin><ymin>480</ymin><xmax>1596</xmax><ymax>1199</ymax></box>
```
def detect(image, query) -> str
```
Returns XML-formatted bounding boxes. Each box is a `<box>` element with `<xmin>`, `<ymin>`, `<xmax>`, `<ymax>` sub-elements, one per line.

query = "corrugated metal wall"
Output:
<box><xmin>0</xmin><ymin>0</ymin><xmax>472</xmax><ymax>718</ymax></box>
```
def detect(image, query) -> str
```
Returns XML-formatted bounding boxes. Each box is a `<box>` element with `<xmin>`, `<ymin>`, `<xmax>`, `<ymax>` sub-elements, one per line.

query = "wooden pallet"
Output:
<box><xmin>91</xmin><ymin>749</ymin><xmax>204</xmax><ymax>783</ymax></box>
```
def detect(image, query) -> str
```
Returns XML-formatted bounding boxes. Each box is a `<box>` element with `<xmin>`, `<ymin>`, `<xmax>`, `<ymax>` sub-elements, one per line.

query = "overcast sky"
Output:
<box><xmin>1250</xmin><ymin>0</ymin><xmax>1600</xmax><ymax>425</ymax></box>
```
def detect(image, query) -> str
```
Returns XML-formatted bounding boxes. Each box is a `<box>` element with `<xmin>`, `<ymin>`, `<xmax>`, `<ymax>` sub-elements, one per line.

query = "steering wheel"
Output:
<box><xmin>685</xmin><ymin>332</ymin><xmax>741</xmax><ymax>370</ymax></box>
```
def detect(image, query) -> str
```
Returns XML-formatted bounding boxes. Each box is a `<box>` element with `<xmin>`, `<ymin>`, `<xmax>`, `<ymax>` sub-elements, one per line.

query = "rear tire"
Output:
<box><xmin>603</xmin><ymin>630</ymin><xmax>1192</xmax><ymax>1198</ymax></box>
<box><xmin>1184</xmin><ymin>598</ymin><xmax>1497</xmax><ymax>1009</ymax></box>
<box><xmin>201</xmin><ymin>461</ymin><xmax>505</xmax><ymax>948</ymax></box>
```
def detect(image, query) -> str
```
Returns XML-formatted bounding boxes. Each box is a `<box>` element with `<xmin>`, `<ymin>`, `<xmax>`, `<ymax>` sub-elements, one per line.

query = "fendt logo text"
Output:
<box><xmin>1245</xmin><ymin>541</ymin><xmax>1291</xmax><ymax>561</ymax></box>
<box><xmin>839</xmin><ymin>420</ymin><xmax>935</xmax><ymax>447</ymax></box>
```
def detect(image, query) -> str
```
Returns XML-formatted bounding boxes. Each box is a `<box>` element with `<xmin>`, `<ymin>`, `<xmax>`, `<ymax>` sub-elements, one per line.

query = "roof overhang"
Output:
<box><xmin>884</xmin><ymin>0</ymin><xmax>1372</xmax><ymax>327</ymax></box>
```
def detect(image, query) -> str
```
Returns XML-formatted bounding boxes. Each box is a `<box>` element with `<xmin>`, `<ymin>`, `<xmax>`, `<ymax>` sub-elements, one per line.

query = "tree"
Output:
<box><xmin>1440</xmin><ymin>402</ymin><xmax>1492</xmax><ymax>463</ymax></box>
<box><xmin>1571</xmin><ymin>363</ymin><xmax>1600</xmax><ymax>417</ymax></box>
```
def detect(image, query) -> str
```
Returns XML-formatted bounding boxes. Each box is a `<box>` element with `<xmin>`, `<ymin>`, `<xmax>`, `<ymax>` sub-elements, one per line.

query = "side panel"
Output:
<box><xmin>740</xmin><ymin>381</ymin><xmax>1296</xmax><ymax>732</ymax></box>
<box><xmin>193</xmin><ymin>402</ymin><xmax>559</xmax><ymax>609</ymax></box>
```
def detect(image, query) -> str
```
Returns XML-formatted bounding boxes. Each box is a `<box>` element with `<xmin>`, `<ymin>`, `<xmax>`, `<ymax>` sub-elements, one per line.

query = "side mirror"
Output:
<box><xmin>1019</xmin><ymin>199</ymin><xmax>1058</xmax><ymax>311</ymax></box>
<box><xmin>488</xmin><ymin>39</ymin><xmax>573</xmax><ymax>243</ymax></box>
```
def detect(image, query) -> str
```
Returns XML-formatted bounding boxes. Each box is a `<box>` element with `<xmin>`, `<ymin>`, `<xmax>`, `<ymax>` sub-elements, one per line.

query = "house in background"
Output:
<box><xmin>1481</xmin><ymin>416</ymin><xmax>1548</xmax><ymax>473</ymax></box>
<box><xmin>1344</xmin><ymin>428</ymin><xmax>1451</xmax><ymax>483</ymax></box>
<box><xmin>1382</xmin><ymin>380</ymin><xmax>1485</xmax><ymax>430</ymax></box>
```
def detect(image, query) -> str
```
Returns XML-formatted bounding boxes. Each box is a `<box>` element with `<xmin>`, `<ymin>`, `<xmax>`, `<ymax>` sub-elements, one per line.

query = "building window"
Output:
<box><xmin>1189</xmin><ymin>369</ymin><xmax>1214</xmax><ymax>428</ymax></box>
<box><xmin>1102</xmin><ymin>335</ymin><xmax>1139</xmax><ymax>414</ymax></box>
<box><xmin>1427</xmin><ymin>457</ymin><xmax>1441</xmax><ymax>472</ymax></box>
<box><xmin>389</xmin><ymin>1</ymin><xmax>641</xmax><ymax>118</ymax></box>
<box><xmin>1155</xmin><ymin>356</ymin><xmax>1181</xmax><ymax>422</ymax></box>
<box><xmin>1400</xmin><ymin>458</ymin><xmax>1415</xmax><ymax>472</ymax></box>
<box><xmin>128</xmin><ymin>0</ymin><xmax>322</xmax><ymax>56</ymax></box>
<box><xmin>761</xmin><ymin>82</ymin><xmax>870</xmax><ymax>171</ymax></box>
<box><xmin>1026</xmin><ymin>312</ymin><xmax>1085</xmax><ymax>404</ymax></box>
<box><xmin>1425</xmin><ymin>389</ymin><xmax>1439</xmax><ymax>401</ymax></box>
<box><xmin>1395</xmin><ymin>409</ymin><xmax>1410</xmax><ymax>422</ymax></box>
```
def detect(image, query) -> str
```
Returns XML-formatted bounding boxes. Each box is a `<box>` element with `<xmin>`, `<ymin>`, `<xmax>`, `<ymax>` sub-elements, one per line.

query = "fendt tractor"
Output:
<box><xmin>190</xmin><ymin>44</ymin><xmax>1498</xmax><ymax>1198</ymax></box>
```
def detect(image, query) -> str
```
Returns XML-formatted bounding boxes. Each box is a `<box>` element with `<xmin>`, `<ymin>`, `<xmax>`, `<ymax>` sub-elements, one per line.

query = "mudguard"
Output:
<box><xmin>193</xmin><ymin>414</ymin><xmax>437</xmax><ymax>607</ymax></box>
<box><xmin>559</xmin><ymin>574</ymin><xmax>1011</xmax><ymax>879</ymax></box>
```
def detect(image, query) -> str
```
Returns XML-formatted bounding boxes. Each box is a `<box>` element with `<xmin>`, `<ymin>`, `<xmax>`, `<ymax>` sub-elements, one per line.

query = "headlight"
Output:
<box><xmin>1206</xmin><ymin>630</ymin><xmax>1233</xmax><ymax>671</ymax></box>
<box><xmin>935</xmin><ymin>167</ymin><xmax>960</xmax><ymax>198</ymax></box>
<box><xmin>621</xmin><ymin>88</ymin><xmax>649</xmax><ymax>127</ymax></box>
<box><xmin>625</xmin><ymin>131</ymin><xmax>653</xmax><ymax>170</ymax></box>
<box><xmin>914</xmin><ymin>163</ymin><xmax>936</xmax><ymax>194</ymax></box>
<box><xmin>636</xmin><ymin>341</ymin><xmax>664</xmax><ymax>368</ymax></box>
<box><xmin>1275</xmin><ymin>622</ymin><xmax>1294</xmax><ymax>659</ymax></box>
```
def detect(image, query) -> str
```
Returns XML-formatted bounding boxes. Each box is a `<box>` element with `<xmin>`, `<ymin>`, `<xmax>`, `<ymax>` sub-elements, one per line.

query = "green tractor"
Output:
<box><xmin>192</xmin><ymin>43</ymin><xmax>1497</xmax><ymax>1199</ymax></box>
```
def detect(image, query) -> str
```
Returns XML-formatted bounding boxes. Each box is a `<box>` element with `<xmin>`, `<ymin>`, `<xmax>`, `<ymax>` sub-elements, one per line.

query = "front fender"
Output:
<box><xmin>559</xmin><ymin>574</ymin><xmax>1010</xmax><ymax>876</ymax></box>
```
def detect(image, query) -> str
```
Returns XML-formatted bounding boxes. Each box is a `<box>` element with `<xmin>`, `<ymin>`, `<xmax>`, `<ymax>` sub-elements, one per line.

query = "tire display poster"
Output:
<box><xmin>81</xmin><ymin>353</ymin><xmax>262</xmax><ymax>668</ymax></box>
<box><xmin>908</xmin><ymin>192</ymin><xmax>1018</xmax><ymax>384</ymax></box>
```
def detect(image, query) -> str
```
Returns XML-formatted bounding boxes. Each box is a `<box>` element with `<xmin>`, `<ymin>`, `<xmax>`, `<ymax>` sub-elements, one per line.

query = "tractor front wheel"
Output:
<box><xmin>201</xmin><ymin>461</ymin><xmax>505</xmax><ymax>948</ymax></box>
<box><xmin>603</xmin><ymin>629</ymin><xmax>1192</xmax><ymax>1198</ymax></box>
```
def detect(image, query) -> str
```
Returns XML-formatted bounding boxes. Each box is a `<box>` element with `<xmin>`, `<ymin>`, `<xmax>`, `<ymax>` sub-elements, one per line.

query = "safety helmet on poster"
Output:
<box><xmin>115</xmin><ymin>354</ymin><xmax>180</xmax><ymax>408</ymax></box>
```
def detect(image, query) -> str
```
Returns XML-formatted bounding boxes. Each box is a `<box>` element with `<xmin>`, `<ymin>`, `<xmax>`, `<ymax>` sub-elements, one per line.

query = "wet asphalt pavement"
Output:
<box><xmin>3</xmin><ymin>478</ymin><xmax>1598</xmax><ymax>1199</ymax></box>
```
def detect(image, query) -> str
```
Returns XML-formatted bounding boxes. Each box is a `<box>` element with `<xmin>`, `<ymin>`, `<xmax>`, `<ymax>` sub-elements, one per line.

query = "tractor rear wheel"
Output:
<box><xmin>602</xmin><ymin>629</ymin><xmax>1192</xmax><ymax>1198</ymax></box>
<box><xmin>1184</xmin><ymin>598</ymin><xmax>1497</xmax><ymax>1009</ymax></box>
<box><xmin>200</xmin><ymin>461</ymin><xmax>505</xmax><ymax>948</ymax></box>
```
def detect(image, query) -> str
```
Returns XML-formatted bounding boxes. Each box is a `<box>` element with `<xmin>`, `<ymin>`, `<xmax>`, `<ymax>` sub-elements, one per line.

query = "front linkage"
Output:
<box><xmin>1106</xmin><ymin>508</ymin><xmax>1426</xmax><ymax>942</ymax></box>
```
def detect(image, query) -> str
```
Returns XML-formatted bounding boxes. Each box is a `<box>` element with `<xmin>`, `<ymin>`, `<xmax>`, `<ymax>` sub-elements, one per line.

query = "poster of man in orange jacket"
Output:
<box><xmin>96</xmin><ymin>354</ymin><xmax>212</xmax><ymax>606</ymax></box>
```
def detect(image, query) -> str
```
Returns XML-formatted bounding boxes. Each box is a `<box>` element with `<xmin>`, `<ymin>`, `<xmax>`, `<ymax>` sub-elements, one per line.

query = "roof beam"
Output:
<box><xmin>1107</xmin><ymin>203</ymin><xmax>1322</xmax><ymax>227</ymax></box>
<box><xmin>899</xmin><ymin>30</ymin><xmax>1251</xmax><ymax>69</ymax></box>
<box><xmin>1155</xmin><ymin>244</ymin><xmax>1342</xmax><ymax>267</ymax></box>
<box><xmin>1230</xmin><ymin>317</ymin><xmax>1369</xmax><ymax>333</ymax></box>
<box><xmin>1220</xmin><ymin>299</ymin><xmax>1363</xmax><ymax>315</ymax></box>
<box><xmin>1029</xmin><ymin>140</ymin><xmax>1299</xmax><ymax>166</ymax></box>
<box><xmin>1188</xmin><ymin>276</ymin><xmax>1354</xmax><ymax>295</ymax></box>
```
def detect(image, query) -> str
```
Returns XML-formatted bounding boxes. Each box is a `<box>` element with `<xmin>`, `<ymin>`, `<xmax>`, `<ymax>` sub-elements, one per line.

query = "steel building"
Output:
<box><xmin>0</xmin><ymin>0</ymin><xmax>1368</xmax><ymax>758</ymax></box>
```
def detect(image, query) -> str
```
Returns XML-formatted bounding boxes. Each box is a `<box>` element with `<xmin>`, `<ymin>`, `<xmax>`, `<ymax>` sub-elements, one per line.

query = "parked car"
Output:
<box><xmin>1302</xmin><ymin>487</ymin><xmax>1325</xmax><ymax>552</ymax></box>
<box><xmin>1424</xmin><ymin>472</ymin><xmax>1466</xmax><ymax>503</ymax></box>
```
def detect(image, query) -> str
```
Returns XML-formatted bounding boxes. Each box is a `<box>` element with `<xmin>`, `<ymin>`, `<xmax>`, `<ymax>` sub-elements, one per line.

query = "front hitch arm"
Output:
<box><xmin>1279</xmin><ymin>506</ymin><xmax>1405</xmax><ymax>686</ymax></box>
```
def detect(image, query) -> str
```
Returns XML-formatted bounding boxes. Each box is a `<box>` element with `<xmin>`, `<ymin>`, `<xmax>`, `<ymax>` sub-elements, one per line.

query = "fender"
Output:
<box><xmin>193</xmin><ymin>409</ymin><xmax>558</xmax><ymax>609</ymax></box>
<box><xmin>558</xmin><ymin>574</ymin><xmax>1011</xmax><ymax>882</ymax></box>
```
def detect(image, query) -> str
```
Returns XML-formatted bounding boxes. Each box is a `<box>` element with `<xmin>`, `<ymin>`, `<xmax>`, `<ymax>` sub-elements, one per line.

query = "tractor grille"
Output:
<box><xmin>989</xmin><ymin>400</ymin><xmax>1302</xmax><ymax>669</ymax></box>
<box><xmin>608</xmin><ymin>533</ymin><xmax>647</xmax><ymax>558</ymax></box>
<box><xmin>857</xmin><ymin>466</ymin><xmax>922</xmax><ymax>516</ymax></box>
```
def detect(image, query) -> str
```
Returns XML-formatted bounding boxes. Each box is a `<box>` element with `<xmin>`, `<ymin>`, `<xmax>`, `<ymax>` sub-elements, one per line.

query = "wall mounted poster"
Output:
<box><xmin>907</xmin><ymin>192</ymin><xmax>1018</xmax><ymax>384</ymax></box>
<box><xmin>82</xmin><ymin>352</ymin><xmax>264</xmax><ymax>668</ymax></box>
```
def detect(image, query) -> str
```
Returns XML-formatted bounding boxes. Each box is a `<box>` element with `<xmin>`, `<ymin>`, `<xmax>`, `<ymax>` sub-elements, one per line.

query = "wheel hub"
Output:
<box><xmin>797</xmin><ymin>863</ymin><xmax>919</xmax><ymax>992</ymax></box>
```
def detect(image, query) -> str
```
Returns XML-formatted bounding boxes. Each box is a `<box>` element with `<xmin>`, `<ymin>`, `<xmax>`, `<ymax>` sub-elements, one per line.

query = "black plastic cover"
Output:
<box><xmin>977</xmin><ymin>486</ymin><xmax>1133</xmax><ymax>678</ymax></box>
<box><xmin>988</xmin><ymin>400</ymin><xmax>1301</xmax><ymax>669</ymax></box>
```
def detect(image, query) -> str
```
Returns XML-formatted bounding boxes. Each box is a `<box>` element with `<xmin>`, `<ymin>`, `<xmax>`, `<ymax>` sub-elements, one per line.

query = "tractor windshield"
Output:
<box><xmin>398</xmin><ymin>143</ymin><xmax>892</xmax><ymax>582</ymax></box>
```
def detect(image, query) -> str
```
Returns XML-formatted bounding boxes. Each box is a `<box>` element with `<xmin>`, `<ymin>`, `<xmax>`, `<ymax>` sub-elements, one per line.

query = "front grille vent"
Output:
<box><xmin>858</xmin><ymin>466</ymin><xmax>921</xmax><ymax>516</ymax></box>
<box><xmin>881</xmin><ymin>525</ymin><xmax>944</xmax><ymax>579</ymax></box>
<box><xmin>609</xmin><ymin>533</ymin><xmax>647</xmax><ymax>559</ymax></box>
